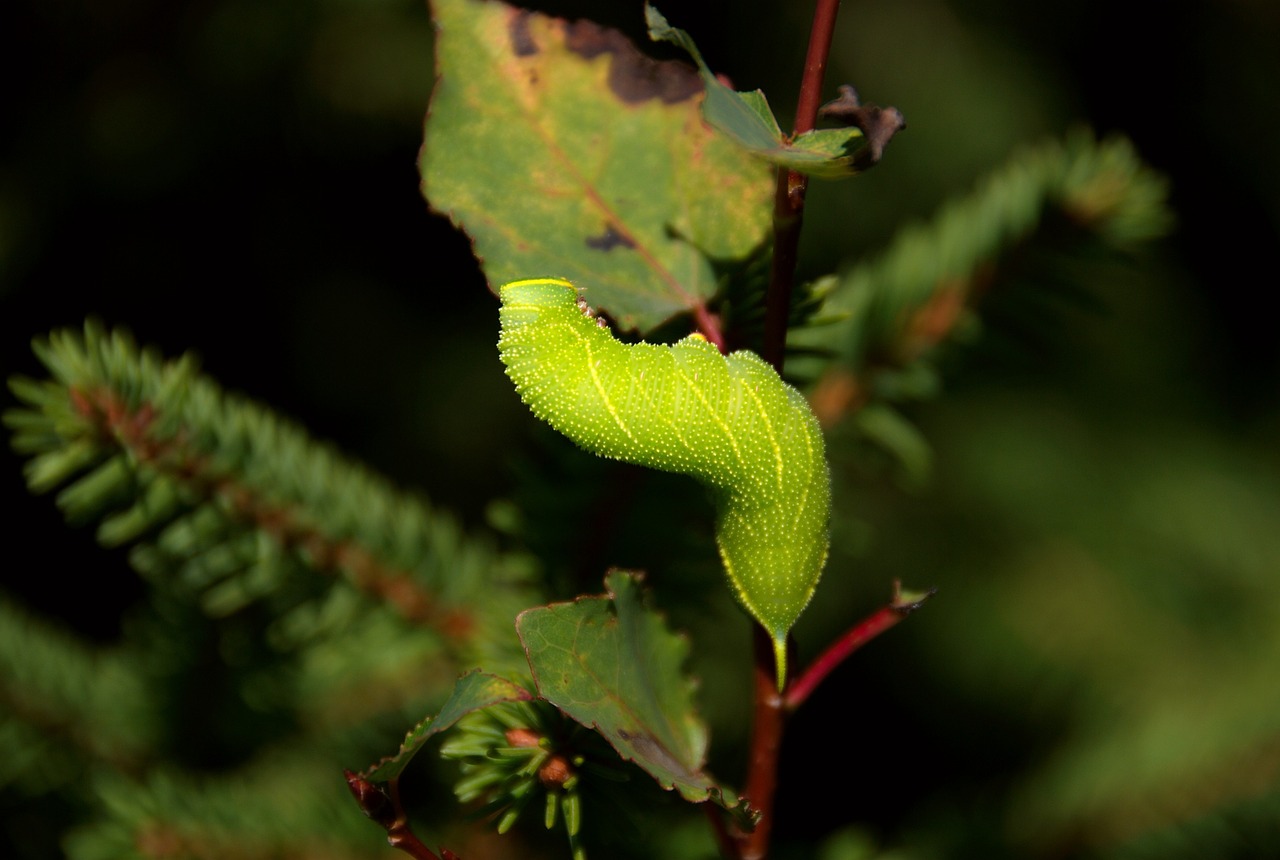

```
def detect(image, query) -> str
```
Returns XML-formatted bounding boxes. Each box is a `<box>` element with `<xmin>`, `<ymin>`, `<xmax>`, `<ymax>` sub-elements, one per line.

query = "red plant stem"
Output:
<box><xmin>384</xmin><ymin>778</ymin><xmax>442</xmax><ymax>860</ymax></box>
<box><xmin>762</xmin><ymin>0</ymin><xmax>842</xmax><ymax>372</ymax></box>
<box><xmin>739</xmin><ymin>626</ymin><xmax>786</xmax><ymax>860</ymax></box>
<box><xmin>784</xmin><ymin>605</ymin><xmax>904</xmax><ymax>712</ymax></box>
<box><xmin>694</xmin><ymin>302</ymin><xmax>728</xmax><ymax>354</ymax></box>
<box><xmin>742</xmin><ymin>3</ymin><xmax>844</xmax><ymax>859</ymax></box>
<box><xmin>794</xmin><ymin>0</ymin><xmax>842</xmax><ymax>138</ymax></box>
<box><xmin>763</xmin><ymin>172</ymin><xmax>802</xmax><ymax>372</ymax></box>
<box><xmin>346</xmin><ymin>771</ymin><xmax>445</xmax><ymax>860</ymax></box>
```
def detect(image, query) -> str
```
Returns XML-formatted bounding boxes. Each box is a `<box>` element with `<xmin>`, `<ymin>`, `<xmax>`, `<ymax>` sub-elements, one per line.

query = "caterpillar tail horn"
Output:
<box><xmin>773</xmin><ymin>633</ymin><xmax>788</xmax><ymax>693</ymax></box>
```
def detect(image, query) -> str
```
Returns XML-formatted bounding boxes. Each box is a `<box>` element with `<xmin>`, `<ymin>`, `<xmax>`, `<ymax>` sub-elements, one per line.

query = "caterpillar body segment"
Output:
<box><xmin>498</xmin><ymin>277</ymin><xmax>831</xmax><ymax>687</ymax></box>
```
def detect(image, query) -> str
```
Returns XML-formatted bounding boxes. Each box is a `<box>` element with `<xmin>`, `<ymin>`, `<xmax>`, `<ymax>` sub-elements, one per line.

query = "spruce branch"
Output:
<box><xmin>5</xmin><ymin>323</ymin><xmax>532</xmax><ymax>666</ymax></box>
<box><xmin>63</xmin><ymin>751</ymin><xmax>394</xmax><ymax>860</ymax></box>
<box><xmin>0</xmin><ymin>595</ymin><xmax>158</xmax><ymax>782</ymax></box>
<box><xmin>803</xmin><ymin>130</ymin><xmax>1172</xmax><ymax>429</ymax></box>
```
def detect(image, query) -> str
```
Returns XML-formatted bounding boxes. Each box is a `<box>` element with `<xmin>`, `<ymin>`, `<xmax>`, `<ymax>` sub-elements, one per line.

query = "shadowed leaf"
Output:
<box><xmin>361</xmin><ymin>670</ymin><xmax>532</xmax><ymax>783</ymax></box>
<box><xmin>517</xmin><ymin>571</ymin><xmax>753</xmax><ymax>824</ymax></box>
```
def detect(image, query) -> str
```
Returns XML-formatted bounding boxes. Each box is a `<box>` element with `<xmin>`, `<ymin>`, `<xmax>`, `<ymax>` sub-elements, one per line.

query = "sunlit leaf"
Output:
<box><xmin>423</xmin><ymin>0</ymin><xmax>772</xmax><ymax>331</ymax></box>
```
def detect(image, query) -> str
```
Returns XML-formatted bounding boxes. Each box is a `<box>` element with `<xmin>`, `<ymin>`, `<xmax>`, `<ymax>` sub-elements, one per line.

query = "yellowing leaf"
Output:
<box><xmin>423</xmin><ymin>0</ymin><xmax>773</xmax><ymax>331</ymax></box>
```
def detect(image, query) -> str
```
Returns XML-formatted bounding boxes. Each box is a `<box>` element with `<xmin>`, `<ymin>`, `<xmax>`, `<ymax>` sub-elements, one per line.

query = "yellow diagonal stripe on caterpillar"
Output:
<box><xmin>497</xmin><ymin>277</ymin><xmax>831</xmax><ymax>689</ymax></box>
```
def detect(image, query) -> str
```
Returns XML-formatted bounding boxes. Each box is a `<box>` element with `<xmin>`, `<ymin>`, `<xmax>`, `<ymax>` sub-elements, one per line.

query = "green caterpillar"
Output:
<box><xmin>498</xmin><ymin>277</ymin><xmax>830</xmax><ymax>688</ymax></box>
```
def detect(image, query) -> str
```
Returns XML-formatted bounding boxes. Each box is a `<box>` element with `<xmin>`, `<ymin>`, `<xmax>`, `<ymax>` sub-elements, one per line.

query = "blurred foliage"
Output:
<box><xmin>3</xmin><ymin>0</ymin><xmax>1279</xmax><ymax>859</ymax></box>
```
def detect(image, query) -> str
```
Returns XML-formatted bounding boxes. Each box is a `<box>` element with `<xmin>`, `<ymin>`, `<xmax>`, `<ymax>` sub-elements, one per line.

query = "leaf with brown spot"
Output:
<box><xmin>423</xmin><ymin>0</ymin><xmax>772</xmax><ymax>331</ymax></box>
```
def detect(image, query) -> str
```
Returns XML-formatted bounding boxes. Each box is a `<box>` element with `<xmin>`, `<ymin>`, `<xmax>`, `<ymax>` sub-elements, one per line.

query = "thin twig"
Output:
<box><xmin>346</xmin><ymin>771</ymin><xmax>448</xmax><ymax>860</ymax></box>
<box><xmin>785</xmin><ymin>581</ymin><xmax>934</xmax><ymax>711</ymax></box>
<box><xmin>738</xmin><ymin>627</ymin><xmax>787</xmax><ymax>860</ymax></box>
<box><xmin>763</xmin><ymin>172</ymin><xmax>802</xmax><ymax>372</ymax></box>
<box><xmin>762</xmin><ymin>0</ymin><xmax>843</xmax><ymax>372</ymax></box>
<box><xmin>386</xmin><ymin>778</ymin><xmax>444</xmax><ymax>860</ymax></box>
<box><xmin>694</xmin><ymin>302</ymin><xmax>728</xmax><ymax>353</ymax></box>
